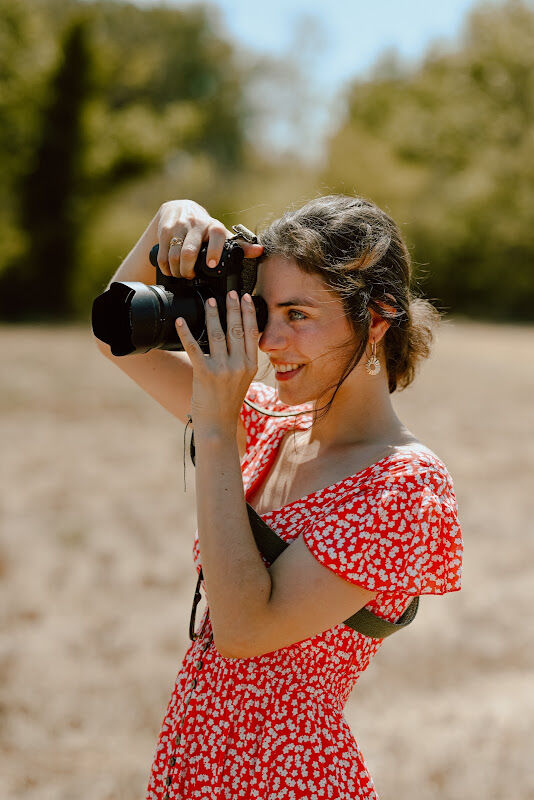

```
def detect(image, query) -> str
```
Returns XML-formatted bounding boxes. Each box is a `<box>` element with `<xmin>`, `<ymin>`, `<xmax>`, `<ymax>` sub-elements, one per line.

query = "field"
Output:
<box><xmin>1</xmin><ymin>318</ymin><xmax>533</xmax><ymax>799</ymax></box>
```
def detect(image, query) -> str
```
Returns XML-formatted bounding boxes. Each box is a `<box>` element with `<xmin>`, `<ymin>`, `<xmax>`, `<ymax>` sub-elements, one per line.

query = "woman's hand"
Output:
<box><xmin>175</xmin><ymin>290</ymin><xmax>259</xmax><ymax>434</ymax></box>
<box><xmin>156</xmin><ymin>199</ymin><xmax>264</xmax><ymax>278</ymax></box>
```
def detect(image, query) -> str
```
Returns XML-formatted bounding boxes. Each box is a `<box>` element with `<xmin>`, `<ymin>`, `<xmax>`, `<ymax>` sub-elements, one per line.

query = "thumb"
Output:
<box><xmin>240</xmin><ymin>242</ymin><xmax>265</xmax><ymax>259</ymax></box>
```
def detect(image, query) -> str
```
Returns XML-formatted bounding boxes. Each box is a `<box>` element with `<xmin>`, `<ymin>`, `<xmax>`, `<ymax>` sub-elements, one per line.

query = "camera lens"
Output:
<box><xmin>93</xmin><ymin>278</ymin><xmax>207</xmax><ymax>355</ymax></box>
<box><xmin>92</xmin><ymin>281</ymin><xmax>185</xmax><ymax>356</ymax></box>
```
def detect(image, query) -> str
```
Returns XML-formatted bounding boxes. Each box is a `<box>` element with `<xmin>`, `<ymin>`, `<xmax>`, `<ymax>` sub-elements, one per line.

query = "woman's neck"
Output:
<box><xmin>306</xmin><ymin>370</ymin><xmax>408</xmax><ymax>452</ymax></box>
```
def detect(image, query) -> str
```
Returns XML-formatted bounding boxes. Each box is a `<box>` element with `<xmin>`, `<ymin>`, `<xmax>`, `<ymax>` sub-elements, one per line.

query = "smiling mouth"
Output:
<box><xmin>273</xmin><ymin>364</ymin><xmax>305</xmax><ymax>381</ymax></box>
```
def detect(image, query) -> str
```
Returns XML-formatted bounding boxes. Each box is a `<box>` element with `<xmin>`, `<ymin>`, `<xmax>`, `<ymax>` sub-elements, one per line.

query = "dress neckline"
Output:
<box><xmin>245</xmin><ymin>440</ymin><xmax>438</xmax><ymax>519</ymax></box>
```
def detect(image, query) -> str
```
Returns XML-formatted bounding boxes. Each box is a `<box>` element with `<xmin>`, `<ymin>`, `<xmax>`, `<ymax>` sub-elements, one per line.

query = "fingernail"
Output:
<box><xmin>229</xmin><ymin>290</ymin><xmax>238</xmax><ymax>300</ymax></box>
<box><xmin>208</xmin><ymin>259</ymin><xmax>217</xmax><ymax>268</ymax></box>
<box><xmin>208</xmin><ymin>297</ymin><xmax>216</xmax><ymax>307</ymax></box>
<box><xmin>243</xmin><ymin>293</ymin><xmax>252</xmax><ymax>302</ymax></box>
<box><xmin>176</xmin><ymin>318</ymin><xmax>184</xmax><ymax>327</ymax></box>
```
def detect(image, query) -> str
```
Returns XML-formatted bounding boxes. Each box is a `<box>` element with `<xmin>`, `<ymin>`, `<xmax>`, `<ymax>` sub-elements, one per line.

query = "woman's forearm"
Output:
<box><xmin>193</xmin><ymin>429</ymin><xmax>272</xmax><ymax>656</ymax></box>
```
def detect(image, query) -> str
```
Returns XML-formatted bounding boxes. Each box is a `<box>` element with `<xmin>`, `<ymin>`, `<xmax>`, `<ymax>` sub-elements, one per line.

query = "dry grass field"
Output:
<box><xmin>1</xmin><ymin>317</ymin><xmax>533</xmax><ymax>800</ymax></box>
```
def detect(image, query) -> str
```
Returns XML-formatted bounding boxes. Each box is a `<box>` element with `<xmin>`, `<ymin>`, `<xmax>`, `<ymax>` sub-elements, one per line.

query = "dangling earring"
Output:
<box><xmin>365</xmin><ymin>340</ymin><xmax>381</xmax><ymax>375</ymax></box>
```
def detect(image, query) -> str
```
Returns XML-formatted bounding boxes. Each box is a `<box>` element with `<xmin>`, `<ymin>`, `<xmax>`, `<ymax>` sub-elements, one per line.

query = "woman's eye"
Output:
<box><xmin>288</xmin><ymin>309</ymin><xmax>307</xmax><ymax>321</ymax></box>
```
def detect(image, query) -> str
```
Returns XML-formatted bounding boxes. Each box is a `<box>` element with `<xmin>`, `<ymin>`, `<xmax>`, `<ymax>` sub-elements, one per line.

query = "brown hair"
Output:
<box><xmin>257</xmin><ymin>194</ymin><xmax>441</xmax><ymax>421</ymax></box>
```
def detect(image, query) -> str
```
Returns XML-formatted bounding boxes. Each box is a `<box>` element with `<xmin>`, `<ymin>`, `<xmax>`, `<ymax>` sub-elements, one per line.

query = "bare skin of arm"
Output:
<box><xmin>93</xmin><ymin>199</ymin><xmax>262</xmax><ymax>456</ymax></box>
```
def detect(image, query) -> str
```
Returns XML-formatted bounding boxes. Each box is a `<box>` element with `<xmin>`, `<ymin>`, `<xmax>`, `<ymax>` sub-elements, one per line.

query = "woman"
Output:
<box><xmin>95</xmin><ymin>195</ymin><xmax>463</xmax><ymax>799</ymax></box>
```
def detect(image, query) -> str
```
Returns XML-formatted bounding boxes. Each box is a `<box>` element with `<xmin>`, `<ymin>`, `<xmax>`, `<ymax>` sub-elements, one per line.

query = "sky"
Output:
<box><xmin>122</xmin><ymin>0</ymin><xmax>503</xmax><ymax>160</ymax></box>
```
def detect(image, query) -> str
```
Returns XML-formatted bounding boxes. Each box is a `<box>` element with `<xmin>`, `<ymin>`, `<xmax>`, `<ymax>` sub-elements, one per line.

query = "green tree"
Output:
<box><xmin>0</xmin><ymin>0</ymin><xmax>254</xmax><ymax>320</ymax></box>
<box><xmin>322</xmin><ymin>0</ymin><xmax>534</xmax><ymax>321</ymax></box>
<box><xmin>0</xmin><ymin>0</ymin><xmax>56</xmax><ymax>269</ymax></box>
<box><xmin>0</xmin><ymin>19</ymin><xmax>93</xmax><ymax>319</ymax></box>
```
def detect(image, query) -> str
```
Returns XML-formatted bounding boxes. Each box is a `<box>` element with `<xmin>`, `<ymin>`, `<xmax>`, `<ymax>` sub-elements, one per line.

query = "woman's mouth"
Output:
<box><xmin>273</xmin><ymin>363</ymin><xmax>305</xmax><ymax>382</ymax></box>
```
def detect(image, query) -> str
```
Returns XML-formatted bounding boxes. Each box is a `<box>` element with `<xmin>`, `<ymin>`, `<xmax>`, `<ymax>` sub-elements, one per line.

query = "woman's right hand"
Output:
<box><xmin>156</xmin><ymin>199</ymin><xmax>264</xmax><ymax>279</ymax></box>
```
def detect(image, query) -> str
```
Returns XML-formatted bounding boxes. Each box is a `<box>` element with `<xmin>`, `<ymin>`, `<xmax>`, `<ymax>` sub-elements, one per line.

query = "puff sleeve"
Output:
<box><xmin>302</xmin><ymin>469</ymin><xmax>463</xmax><ymax>596</ymax></box>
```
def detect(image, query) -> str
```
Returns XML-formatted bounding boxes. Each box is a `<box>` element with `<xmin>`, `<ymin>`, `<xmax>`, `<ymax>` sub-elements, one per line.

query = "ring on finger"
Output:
<box><xmin>170</xmin><ymin>236</ymin><xmax>184</xmax><ymax>248</ymax></box>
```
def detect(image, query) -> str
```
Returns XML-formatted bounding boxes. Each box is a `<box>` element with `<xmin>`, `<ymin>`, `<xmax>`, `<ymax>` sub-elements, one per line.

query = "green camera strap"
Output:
<box><xmin>186</xmin><ymin>423</ymin><xmax>419</xmax><ymax>642</ymax></box>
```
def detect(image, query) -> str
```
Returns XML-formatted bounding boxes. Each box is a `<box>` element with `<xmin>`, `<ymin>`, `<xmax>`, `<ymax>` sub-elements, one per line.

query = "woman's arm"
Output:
<box><xmin>93</xmin><ymin>199</ymin><xmax>262</xmax><ymax>436</ymax></box>
<box><xmin>193</xmin><ymin>426</ymin><xmax>377</xmax><ymax>661</ymax></box>
<box><xmin>176</xmin><ymin>289</ymin><xmax>375</xmax><ymax>661</ymax></box>
<box><xmin>193</xmin><ymin>429</ymin><xmax>273</xmax><ymax>655</ymax></box>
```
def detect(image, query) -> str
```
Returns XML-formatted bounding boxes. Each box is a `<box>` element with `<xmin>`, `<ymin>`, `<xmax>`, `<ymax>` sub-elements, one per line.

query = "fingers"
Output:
<box><xmin>157</xmin><ymin>202</ymin><xmax>265</xmax><ymax>280</ymax></box>
<box><xmin>204</xmin><ymin>296</ymin><xmax>229</xmax><ymax>359</ymax></box>
<box><xmin>239</xmin><ymin>242</ymin><xmax>265</xmax><ymax>260</ymax></box>
<box><xmin>174</xmin><ymin>316</ymin><xmax>202</xmax><ymax>365</ymax></box>
<box><xmin>175</xmin><ymin>298</ymin><xmax>229</xmax><ymax>365</ymax></box>
<box><xmin>240</xmin><ymin>293</ymin><xmax>260</xmax><ymax>363</ymax></box>
<box><xmin>167</xmin><ymin>234</ymin><xmax>186</xmax><ymax>276</ymax></box>
<box><xmin>225</xmin><ymin>290</ymin><xmax>246</xmax><ymax>359</ymax></box>
<box><xmin>205</xmin><ymin>222</ymin><xmax>230</xmax><ymax>269</ymax></box>
<box><xmin>158</xmin><ymin>223</ymin><xmax>187</xmax><ymax>276</ymax></box>
<box><xmin>178</xmin><ymin>226</ymin><xmax>205</xmax><ymax>280</ymax></box>
<box><xmin>203</xmin><ymin>291</ymin><xmax>248</xmax><ymax>362</ymax></box>
<box><xmin>220</xmin><ymin>291</ymin><xmax>258</xmax><ymax>366</ymax></box>
<box><xmin>161</xmin><ymin>220</ymin><xmax>235</xmax><ymax>280</ymax></box>
<box><xmin>176</xmin><ymin>292</ymin><xmax>258</xmax><ymax>372</ymax></box>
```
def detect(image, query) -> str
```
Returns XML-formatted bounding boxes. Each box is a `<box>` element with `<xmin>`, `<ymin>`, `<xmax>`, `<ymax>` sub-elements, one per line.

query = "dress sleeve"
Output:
<box><xmin>238</xmin><ymin>381</ymin><xmax>278</xmax><ymax>455</ymax></box>
<box><xmin>302</xmin><ymin>475</ymin><xmax>463</xmax><ymax>596</ymax></box>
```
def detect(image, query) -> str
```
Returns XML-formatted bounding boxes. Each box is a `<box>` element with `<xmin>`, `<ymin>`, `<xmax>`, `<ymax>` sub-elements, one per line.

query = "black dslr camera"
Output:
<box><xmin>91</xmin><ymin>225</ymin><xmax>267</xmax><ymax>356</ymax></box>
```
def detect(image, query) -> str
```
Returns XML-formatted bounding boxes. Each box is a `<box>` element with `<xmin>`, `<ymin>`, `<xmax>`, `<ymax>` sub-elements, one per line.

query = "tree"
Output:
<box><xmin>0</xmin><ymin>18</ymin><xmax>93</xmax><ymax>319</ymax></box>
<box><xmin>0</xmin><ymin>0</ymin><xmax>56</xmax><ymax>272</ymax></box>
<box><xmin>0</xmin><ymin>0</ymin><xmax>253</xmax><ymax>320</ymax></box>
<box><xmin>321</xmin><ymin>0</ymin><xmax>534</xmax><ymax>321</ymax></box>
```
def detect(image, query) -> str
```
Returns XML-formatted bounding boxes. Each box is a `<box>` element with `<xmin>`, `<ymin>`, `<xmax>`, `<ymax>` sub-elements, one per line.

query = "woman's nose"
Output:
<box><xmin>258</xmin><ymin>318</ymin><xmax>288</xmax><ymax>353</ymax></box>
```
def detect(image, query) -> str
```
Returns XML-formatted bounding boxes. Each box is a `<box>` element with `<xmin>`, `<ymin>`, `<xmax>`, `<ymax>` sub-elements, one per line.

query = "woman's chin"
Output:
<box><xmin>276</xmin><ymin>383</ymin><xmax>315</xmax><ymax>407</ymax></box>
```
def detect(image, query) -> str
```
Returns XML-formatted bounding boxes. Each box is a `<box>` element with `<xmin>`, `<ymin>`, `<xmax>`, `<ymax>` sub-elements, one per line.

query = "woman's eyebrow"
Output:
<box><xmin>275</xmin><ymin>297</ymin><xmax>319</xmax><ymax>308</ymax></box>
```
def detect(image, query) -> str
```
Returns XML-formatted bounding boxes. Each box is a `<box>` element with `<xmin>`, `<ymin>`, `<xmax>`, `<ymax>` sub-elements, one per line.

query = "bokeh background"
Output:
<box><xmin>1</xmin><ymin>0</ymin><xmax>533</xmax><ymax>798</ymax></box>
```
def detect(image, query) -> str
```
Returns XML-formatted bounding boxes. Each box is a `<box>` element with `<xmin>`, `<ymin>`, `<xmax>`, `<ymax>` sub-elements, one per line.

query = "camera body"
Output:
<box><xmin>92</xmin><ymin>235</ymin><xmax>267</xmax><ymax>357</ymax></box>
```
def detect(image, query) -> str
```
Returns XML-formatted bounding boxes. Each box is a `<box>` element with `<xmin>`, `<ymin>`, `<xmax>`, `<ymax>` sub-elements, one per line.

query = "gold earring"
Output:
<box><xmin>365</xmin><ymin>340</ymin><xmax>381</xmax><ymax>375</ymax></box>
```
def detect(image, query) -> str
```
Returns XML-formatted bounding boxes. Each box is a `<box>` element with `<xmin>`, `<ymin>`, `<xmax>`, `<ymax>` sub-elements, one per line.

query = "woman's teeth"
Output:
<box><xmin>275</xmin><ymin>364</ymin><xmax>303</xmax><ymax>373</ymax></box>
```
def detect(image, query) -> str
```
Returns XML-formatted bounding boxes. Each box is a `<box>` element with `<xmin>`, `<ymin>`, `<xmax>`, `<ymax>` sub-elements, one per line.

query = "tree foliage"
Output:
<box><xmin>0</xmin><ymin>0</ymin><xmax>250</xmax><ymax>320</ymax></box>
<box><xmin>2</xmin><ymin>19</ymin><xmax>93</xmax><ymax>319</ymax></box>
<box><xmin>0</xmin><ymin>0</ymin><xmax>533</xmax><ymax>322</ymax></box>
<box><xmin>322</xmin><ymin>0</ymin><xmax>534</xmax><ymax>320</ymax></box>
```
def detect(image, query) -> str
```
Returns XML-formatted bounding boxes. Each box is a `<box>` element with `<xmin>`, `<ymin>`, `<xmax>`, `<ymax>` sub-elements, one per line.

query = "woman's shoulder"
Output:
<box><xmin>351</xmin><ymin>441</ymin><xmax>459</xmax><ymax>508</ymax></box>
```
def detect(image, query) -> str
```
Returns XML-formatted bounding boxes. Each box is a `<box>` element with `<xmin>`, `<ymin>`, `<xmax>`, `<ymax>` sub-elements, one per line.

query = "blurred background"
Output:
<box><xmin>1</xmin><ymin>0</ymin><xmax>533</xmax><ymax>798</ymax></box>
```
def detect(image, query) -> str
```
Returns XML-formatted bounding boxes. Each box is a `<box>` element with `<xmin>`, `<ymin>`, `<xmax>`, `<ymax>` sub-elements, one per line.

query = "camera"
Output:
<box><xmin>91</xmin><ymin>227</ymin><xmax>267</xmax><ymax>356</ymax></box>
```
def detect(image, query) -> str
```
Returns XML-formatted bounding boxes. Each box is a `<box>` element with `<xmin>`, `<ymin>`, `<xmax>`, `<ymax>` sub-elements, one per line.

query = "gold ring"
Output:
<box><xmin>170</xmin><ymin>236</ymin><xmax>184</xmax><ymax>248</ymax></box>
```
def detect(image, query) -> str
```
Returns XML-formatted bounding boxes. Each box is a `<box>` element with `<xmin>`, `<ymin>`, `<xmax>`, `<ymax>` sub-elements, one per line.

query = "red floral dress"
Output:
<box><xmin>146</xmin><ymin>382</ymin><xmax>463</xmax><ymax>800</ymax></box>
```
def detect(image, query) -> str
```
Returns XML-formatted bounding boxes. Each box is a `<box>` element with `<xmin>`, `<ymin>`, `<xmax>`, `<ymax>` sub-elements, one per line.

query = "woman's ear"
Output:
<box><xmin>368</xmin><ymin>307</ymin><xmax>392</xmax><ymax>344</ymax></box>
<box><xmin>374</xmin><ymin>295</ymin><xmax>398</xmax><ymax>317</ymax></box>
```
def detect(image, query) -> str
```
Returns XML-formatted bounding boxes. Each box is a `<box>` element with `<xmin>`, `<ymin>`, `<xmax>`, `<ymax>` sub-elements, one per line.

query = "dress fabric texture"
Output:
<box><xmin>146</xmin><ymin>382</ymin><xmax>463</xmax><ymax>800</ymax></box>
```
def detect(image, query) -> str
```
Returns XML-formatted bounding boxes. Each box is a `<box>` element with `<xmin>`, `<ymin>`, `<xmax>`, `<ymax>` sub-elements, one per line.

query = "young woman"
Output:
<box><xmin>95</xmin><ymin>195</ymin><xmax>463</xmax><ymax>799</ymax></box>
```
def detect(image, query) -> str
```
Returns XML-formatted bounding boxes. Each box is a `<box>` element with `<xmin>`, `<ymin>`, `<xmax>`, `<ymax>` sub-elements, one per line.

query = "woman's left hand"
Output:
<box><xmin>175</xmin><ymin>290</ymin><xmax>259</xmax><ymax>435</ymax></box>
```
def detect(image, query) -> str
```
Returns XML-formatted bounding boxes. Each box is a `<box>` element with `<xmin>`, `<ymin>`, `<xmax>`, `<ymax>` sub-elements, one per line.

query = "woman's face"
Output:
<box><xmin>255</xmin><ymin>256</ymin><xmax>359</xmax><ymax>405</ymax></box>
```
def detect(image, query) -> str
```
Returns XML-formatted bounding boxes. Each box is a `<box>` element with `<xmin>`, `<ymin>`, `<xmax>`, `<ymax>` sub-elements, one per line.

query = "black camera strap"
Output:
<box><xmin>185</xmin><ymin>417</ymin><xmax>419</xmax><ymax>642</ymax></box>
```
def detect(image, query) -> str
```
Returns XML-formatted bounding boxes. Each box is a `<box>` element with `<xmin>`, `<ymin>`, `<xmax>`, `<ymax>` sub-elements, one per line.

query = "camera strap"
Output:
<box><xmin>185</xmin><ymin>417</ymin><xmax>419</xmax><ymax>642</ymax></box>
